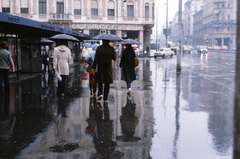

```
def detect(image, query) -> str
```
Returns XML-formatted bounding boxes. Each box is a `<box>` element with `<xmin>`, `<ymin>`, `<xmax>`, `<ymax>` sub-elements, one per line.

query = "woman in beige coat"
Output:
<box><xmin>53</xmin><ymin>41</ymin><xmax>71</xmax><ymax>97</ymax></box>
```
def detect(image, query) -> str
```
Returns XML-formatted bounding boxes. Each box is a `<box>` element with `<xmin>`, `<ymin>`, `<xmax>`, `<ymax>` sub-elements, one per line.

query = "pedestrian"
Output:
<box><xmin>48</xmin><ymin>43</ymin><xmax>55</xmax><ymax>81</ymax></box>
<box><xmin>119</xmin><ymin>44</ymin><xmax>136</xmax><ymax>94</ymax></box>
<box><xmin>0</xmin><ymin>41</ymin><xmax>15</xmax><ymax>97</ymax></box>
<box><xmin>81</xmin><ymin>46</ymin><xmax>89</xmax><ymax>67</ymax></box>
<box><xmin>92</xmin><ymin>40</ymin><xmax>116</xmax><ymax>102</ymax></box>
<box><xmin>53</xmin><ymin>40</ymin><xmax>71</xmax><ymax>97</ymax></box>
<box><xmin>146</xmin><ymin>45</ymin><xmax>149</xmax><ymax>54</ymax></box>
<box><xmin>85</xmin><ymin>43</ymin><xmax>99</xmax><ymax>96</ymax></box>
<box><xmin>41</xmin><ymin>46</ymin><xmax>48</xmax><ymax>75</ymax></box>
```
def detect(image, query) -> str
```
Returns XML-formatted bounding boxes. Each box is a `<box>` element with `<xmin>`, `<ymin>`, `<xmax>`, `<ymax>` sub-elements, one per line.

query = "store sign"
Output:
<box><xmin>213</xmin><ymin>0</ymin><xmax>226</xmax><ymax>2</ymax></box>
<box><xmin>61</xmin><ymin>23</ymin><xmax>116</xmax><ymax>30</ymax></box>
<box><xmin>212</xmin><ymin>24</ymin><xmax>222</xmax><ymax>28</ymax></box>
<box><xmin>213</xmin><ymin>9</ymin><xmax>219</xmax><ymax>14</ymax></box>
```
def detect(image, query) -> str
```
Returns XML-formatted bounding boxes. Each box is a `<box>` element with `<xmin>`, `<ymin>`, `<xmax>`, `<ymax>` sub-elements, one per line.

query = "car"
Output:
<box><xmin>220</xmin><ymin>45</ymin><xmax>228</xmax><ymax>50</ymax></box>
<box><xmin>154</xmin><ymin>48</ymin><xmax>174</xmax><ymax>59</ymax></box>
<box><xmin>183</xmin><ymin>45</ymin><xmax>191</xmax><ymax>54</ymax></box>
<box><xmin>197</xmin><ymin>45</ymin><xmax>208</xmax><ymax>54</ymax></box>
<box><xmin>208</xmin><ymin>46</ymin><xmax>214</xmax><ymax>50</ymax></box>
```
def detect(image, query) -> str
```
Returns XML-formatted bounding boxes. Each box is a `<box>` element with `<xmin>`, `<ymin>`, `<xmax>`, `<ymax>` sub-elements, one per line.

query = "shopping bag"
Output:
<box><xmin>55</xmin><ymin>70</ymin><xmax>62</xmax><ymax>82</ymax></box>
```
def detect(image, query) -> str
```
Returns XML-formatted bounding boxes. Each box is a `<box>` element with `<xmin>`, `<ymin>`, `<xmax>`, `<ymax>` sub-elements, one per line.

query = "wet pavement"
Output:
<box><xmin>0</xmin><ymin>50</ymin><xmax>235</xmax><ymax>159</ymax></box>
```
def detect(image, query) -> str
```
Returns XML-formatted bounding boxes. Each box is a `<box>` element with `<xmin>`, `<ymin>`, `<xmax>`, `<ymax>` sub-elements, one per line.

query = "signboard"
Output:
<box><xmin>211</xmin><ymin>24</ymin><xmax>222</xmax><ymax>28</ymax></box>
<box><xmin>213</xmin><ymin>0</ymin><xmax>226</xmax><ymax>2</ymax></box>
<box><xmin>163</xmin><ymin>28</ymin><xmax>171</xmax><ymax>36</ymax></box>
<box><xmin>213</xmin><ymin>9</ymin><xmax>219</xmax><ymax>14</ymax></box>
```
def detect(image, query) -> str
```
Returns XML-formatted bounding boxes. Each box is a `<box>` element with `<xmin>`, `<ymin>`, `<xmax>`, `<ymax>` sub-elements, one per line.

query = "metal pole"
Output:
<box><xmin>166</xmin><ymin>0</ymin><xmax>168</xmax><ymax>48</ymax></box>
<box><xmin>156</xmin><ymin>8</ymin><xmax>158</xmax><ymax>51</ymax></box>
<box><xmin>116</xmin><ymin>0</ymin><xmax>118</xmax><ymax>36</ymax></box>
<box><xmin>177</xmin><ymin>0</ymin><xmax>182</xmax><ymax>72</ymax></box>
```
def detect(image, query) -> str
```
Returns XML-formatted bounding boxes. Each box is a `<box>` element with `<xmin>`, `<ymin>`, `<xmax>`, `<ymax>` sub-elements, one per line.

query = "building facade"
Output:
<box><xmin>0</xmin><ymin>0</ymin><xmax>155</xmax><ymax>53</ymax></box>
<box><xmin>201</xmin><ymin>0</ymin><xmax>237</xmax><ymax>49</ymax></box>
<box><xmin>182</xmin><ymin>0</ymin><xmax>203</xmax><ymax>46</ymax></box>
<box><xmin>193</xmin><ymin>10</ymin><xmax>203</xmax><ymax>46</ymax></box>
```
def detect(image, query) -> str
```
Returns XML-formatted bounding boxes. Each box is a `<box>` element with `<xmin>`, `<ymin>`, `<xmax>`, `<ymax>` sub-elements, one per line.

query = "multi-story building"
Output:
<box><xmin>193</xmin><ymin>10</ymin><xmax>203</xmax><ymax>46</ymax></box>
<box><xmin>170</xmin><ymin>12</ymin><xmax>179</xmax><ymax>44</ymax></box>
<box><xmin>201</xmin><ymin>0</ymin><xmax>237</xmax><ymax>49</ymax></box>
<box><xmin>182</xmin><ymin>0</ymin><xmax>203</xmax><ymax>46</ymax></box>
<box><xmin>0</xmin><ymin>0</ymin><xmax>155</xmax><ymax>53</ymax></box>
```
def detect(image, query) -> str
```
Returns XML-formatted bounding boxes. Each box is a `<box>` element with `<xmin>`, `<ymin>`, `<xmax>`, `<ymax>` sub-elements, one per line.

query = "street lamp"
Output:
<box><xmin>156</xmin><ymin>3</ymin><xmax>167</xmax><ymax>51</ymax></box>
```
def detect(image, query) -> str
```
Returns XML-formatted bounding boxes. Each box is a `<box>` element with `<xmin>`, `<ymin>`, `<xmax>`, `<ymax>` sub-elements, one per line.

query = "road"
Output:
<box><xmin>0</xmin><ymin>50</ymin><xmax>236</xmax><ymax>159</ymax></box>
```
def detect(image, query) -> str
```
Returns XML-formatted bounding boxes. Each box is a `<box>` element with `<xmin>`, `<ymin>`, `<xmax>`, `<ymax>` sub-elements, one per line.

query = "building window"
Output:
<box><xmin>57</xmin><ymin>2</ymin><xmax>64</xmax><ymax>14</ymax></box>
<box><xmin>228</xmin><ymin>3</ymin><xmax>230</xmax><ymax>7</ymax></box>
<box><xmin>39</xmin><ymin>0</ymin><xmax>46</xmax><ymax>14</ymax></box>
<box><xmin>227</xmin><ymin>14</ymin><xmax>230</xmax><ymax>20</ymax></box>
<box><xmin>74</xmin><ymin>0</ymin><xmax>81</xmax><ymax>15</ymax></box>
<box><xmin>222</xmin><ymin>3</ymin><xmax>225</xmax><ymax>8</ymax></box>
<box><xmin>2</xmin><ymin>0</ymin><xmax>10</xmax><ymax>13</ymax></box>
<box><xmin>222</xmin><ymin>13</ymin><xmax>225</xmax><ymax>20</ymax></box>
<box><xmin>227</xmin><ymin>26</ymin><xmax>230</xmax><ymax>31</ymax></box>
<box><xmin>90</xmin><ymin>30</ymin><xmax>99</xmax><ymax>37</ymax></box>
<box><xmin>216</xmin><ymin>27</ymin><xmax>219</xmax><ymax>32</ymax></box>
<box><xmin>108</xmin><ymin>1</ymin><xmax>114</xmax><ymax>16</ymax></box>
<box><xmin>145</xmin><ymin>3</ymin><xmax>149</xmax><ymax>17</ymax></box>
<box><xmin>91</xmin><ymin>0</ymin><xmax>98</xmax><ymax>15</ymax></box>
<box><xmin>152</xmin><ymin>4</ymin><xmax>154</xmax><ymax>18</ymax></box>
<box><xmin>216</xmin><ymin>14</ymin><xmax>219</xmax><ymax>21</ymax></box>
<box><xmin>21</xmin><ymin>0</ymin><xmax>28</xmax><ymax>13</ymax></box>
<box><xmin>194</xmin><ymin>7</ymin><xmax>197</xmax><ymax>12</ymax></box>
<box><xmin>127</xmin><ymin>2</ymin><xmax>134</xmax><ymax>17</ymax></box>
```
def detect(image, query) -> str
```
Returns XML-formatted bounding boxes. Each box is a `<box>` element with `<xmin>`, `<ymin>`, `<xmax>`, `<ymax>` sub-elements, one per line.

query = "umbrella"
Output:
<box><xmin>121</xmin><ymin>39</ymin><xmax>141</xmax><ymax>45</ymax></box>
<box><xmin>39</xmin><ymin>39</ymin><xmax>55</xmax><ymax>45</ymax></box>
<box><xmin>83</xmin><ymin>43</ymin><xmax>92</xmax><ymax>48</ymax></box>
<box><xmin>49</xmin><ymin>34</ymin><xmax>79</xmax><ymax>42</ymax></box>
<box><xmin>92</xmin><ymin>34</ymin><xmax>123</xmax><ymax>42</ymax></box>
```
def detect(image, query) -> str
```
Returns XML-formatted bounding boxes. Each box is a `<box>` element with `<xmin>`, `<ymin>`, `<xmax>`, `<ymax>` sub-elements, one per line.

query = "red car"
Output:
<box><xmin>220</xmin><ymin>45</ymin><xmax>229</xmax><ymax>50</ymax></box>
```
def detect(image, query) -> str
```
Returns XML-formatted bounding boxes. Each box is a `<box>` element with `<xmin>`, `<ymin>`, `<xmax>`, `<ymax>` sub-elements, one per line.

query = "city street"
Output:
<box><xmin>0</xmin><ymin>50</ymin><xmax>235</xmax><ymax>159</ymax></box>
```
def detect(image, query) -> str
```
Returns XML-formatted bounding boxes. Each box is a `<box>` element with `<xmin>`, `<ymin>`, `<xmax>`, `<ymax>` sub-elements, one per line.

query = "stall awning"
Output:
<box><xmin>0</xmin><ymin>12</ymin><xmax>91</xmax><ymax>40</ymax></box>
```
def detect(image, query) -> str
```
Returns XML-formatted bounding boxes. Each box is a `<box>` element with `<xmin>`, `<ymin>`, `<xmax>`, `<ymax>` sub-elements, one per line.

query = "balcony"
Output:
<box><xmin>49</xmin><ymin>13</ymin><xmax>72</xmax><ymax>22</ymax></box>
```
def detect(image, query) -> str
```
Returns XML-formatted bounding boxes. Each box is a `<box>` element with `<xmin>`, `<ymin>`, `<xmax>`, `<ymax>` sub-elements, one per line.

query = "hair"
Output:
<box><xmin>0</xmin><ymin>41</ymin><xmax>8</xmax><ymax>49</ymax></box>
<box><xmin>102</xmin><ymin>40</ymin><xmax>110</xmax><ymax>45</ymax></box>
<box><xmin>125</xmin><ymin>44</ymin><xmax>131</xmax><ymax>48</ymax></box>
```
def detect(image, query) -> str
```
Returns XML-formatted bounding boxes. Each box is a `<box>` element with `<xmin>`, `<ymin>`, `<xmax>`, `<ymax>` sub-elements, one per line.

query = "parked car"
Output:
<box><xmin>154</xmin><ymin>48</ymin><xmax>174</xmax><ymax>59</ymax></box>
<box><xmin>220</xmin><ymin>45</ymin><xmax>228</xmax><ymax>50</ymax></box>
<box><xmin>183</xmin><ymin>45</ymin><xmax>191</xmax><ymax>54</ymax></box>
<box><xmin>197</xmin><ymin>45</ymin><xmax>208</xmax><ymax>54</ymax></box>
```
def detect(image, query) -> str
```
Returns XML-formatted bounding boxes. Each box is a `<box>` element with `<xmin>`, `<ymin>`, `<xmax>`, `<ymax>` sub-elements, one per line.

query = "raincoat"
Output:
<box><xmin>53</xmin><ymin>45</ymin><xmax>71</xmax><ymax>75</ymax></box>
<box><xmin>92</xmin><ymin>43</ymin><xmax>116</xmax><ymax>83</ymax></box>
<box><xmin>120</xmin><ymin>47</ymin><xmax>136</xmax><ymax>83</ymax></box>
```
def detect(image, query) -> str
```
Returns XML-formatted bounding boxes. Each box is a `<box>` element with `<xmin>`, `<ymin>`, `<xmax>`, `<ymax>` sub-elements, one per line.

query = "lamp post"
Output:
<box><xmin>166</xmin><ymin>0</ymin><xmax>168</xmax><ymax>48</ymax></box>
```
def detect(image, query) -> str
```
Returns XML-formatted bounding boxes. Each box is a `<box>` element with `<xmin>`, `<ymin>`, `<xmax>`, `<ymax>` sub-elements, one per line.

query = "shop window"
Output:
<box><xmin>91</xmin><ymin>0</ymin><xmax>98</xmax><ymax>15</ymax></box>
<box><xmin>2</xmin><ymin>0</ymin><xmax>10</xmax><ymax>13</ymax></box>
<box><xmin>145</xmin><ymin>3</ymin><xmax>149</xmax><ymax>17</ymax></box>
<box><xmin>127</xmin><ymin>2</ymin><xmax>134</xmax><ymax>17</ymax></box>
<box><xmin>90</xmin><ymin>30</ymin><xmax>99</xmax><ymax>37</ymax></box>
<box><xmin>57</xmin><ymin>2</ymin><xmax>64</xmax><ymax>14</ymax></box>
<box><xmin>152</xmin><ymin>4</ymin><xmax>154</xmax><ymax>18</ymax></box>
<box><xmin>227</xmin><ymin>26</ymin><xmax>230</xmax><ymax>31</ymax></box>
<box><xmin>39</xmin><ymin>0</ymin><xmax>46</xmax><ymax>14</ymax></box>
<box><xmin>21</xmin><ymin>0</ymin><xmax>28</xmax><ymax>13</ymax></box>
<box><xmin>74</xmin><ymin>0</ymin><xmax>81</xmax><ymax>15</ymax></box>
<box><xmin>108</xmin><ymin>1</ymin><xmax>115</xmax><ymax>16</ymax></box>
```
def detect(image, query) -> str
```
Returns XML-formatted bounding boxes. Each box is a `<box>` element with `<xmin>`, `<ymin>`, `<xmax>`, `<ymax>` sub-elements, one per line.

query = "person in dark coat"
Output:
<box><xmin>119</xmin><ymin>44</ymin><xmax>136</xmax><ymax>94</ymax></box>
<box><xmin>92</xmin><ymin>40</ymin><xmax>116</xmax><ymax>102</ymax></box>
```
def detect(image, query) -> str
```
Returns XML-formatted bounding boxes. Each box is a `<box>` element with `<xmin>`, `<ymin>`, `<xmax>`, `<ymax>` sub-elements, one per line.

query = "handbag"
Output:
<box><xmin>134</xmin><ymin>57</ymin><xmax>139</xmax><ymax>67</ymax></box>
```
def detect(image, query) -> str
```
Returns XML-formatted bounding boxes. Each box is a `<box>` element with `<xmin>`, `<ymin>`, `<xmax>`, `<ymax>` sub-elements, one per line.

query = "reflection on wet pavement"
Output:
<box><xmin>0</xmin><ymin>51</ymin><xmax>235</xmax><ymax>158</ymax></box>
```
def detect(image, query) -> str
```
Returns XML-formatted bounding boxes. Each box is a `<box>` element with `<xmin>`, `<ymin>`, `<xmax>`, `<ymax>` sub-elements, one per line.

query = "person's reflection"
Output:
<box><xmin>86</xmin><ymin>98</ymin><xmax>124</xmax><ymax>158</ymax></box>
<box><xmin>0</xmin><ymin>93</ymin><xmax>16</xmax><ymax>142</ymax></box>
<box><xmin>117</xmin><ymin>95</ymin><xmax>141</xmax><ymax>142</ymax></box>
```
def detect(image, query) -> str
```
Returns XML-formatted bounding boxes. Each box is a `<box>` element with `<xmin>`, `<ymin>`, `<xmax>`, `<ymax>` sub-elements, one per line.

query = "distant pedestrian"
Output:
<box><xmin>41</xmin><ymin>46</ymin><xmax>48</xmax><ymax>75</ymax></box>
<box><xmin>119</xmin><ymin>44</ymin><xmax>136</xmax><ymax>94</ymax></box>
<box><xmin>48</xmin><ymin>43</ymin><xmax>55</xmax><ymax>81</ymax></box>
<box><xmin>92</xmin><ymin>40</ymin><xmax>116</xmax><ymax>102</ymax></box>
<box><xmin>146</xmin><ymin>46</ymin><xmax>149</xmax><ymax>54</ymax></box>
<box><xmin>85</xmin><ymin>44</ymin><xmax>99</xmax><ymax>96</ymax></box>
<box><xmin>0</xmin><ymin>41</ymin><xmax>15</xmax><ymax>97</ymax></box>
<box><xmin>53</xmin><ymin>40</ymin><xmax>71</xmax><ymax>97</ymax></box>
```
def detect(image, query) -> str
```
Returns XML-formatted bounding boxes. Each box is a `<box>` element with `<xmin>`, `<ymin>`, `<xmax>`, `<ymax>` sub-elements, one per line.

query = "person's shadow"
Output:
<box><xmin>116</xmin><ymin>95</ymin><xmax>141</xmax><ymax>142</ymax></box>
<box><xmin>86</xmin><ymin>98</ymin><xmax>124</xmax><ymax>159</ymax></box>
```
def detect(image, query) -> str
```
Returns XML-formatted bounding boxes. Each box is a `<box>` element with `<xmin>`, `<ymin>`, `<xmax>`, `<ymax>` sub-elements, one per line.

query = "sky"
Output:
<box><xmin>153</xmin><ymin>0</ymin><xmax>188</xmax><ymax>40</ymax></box>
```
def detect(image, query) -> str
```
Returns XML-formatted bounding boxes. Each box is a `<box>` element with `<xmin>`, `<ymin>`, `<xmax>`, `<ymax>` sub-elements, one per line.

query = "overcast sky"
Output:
<box><xmin>153</xmin><ymin>0</ymin><xmax>188</xmax><ymax>37</ymax></box>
